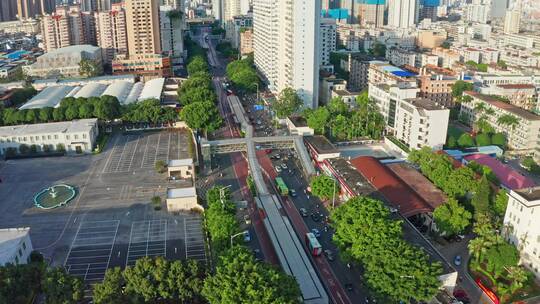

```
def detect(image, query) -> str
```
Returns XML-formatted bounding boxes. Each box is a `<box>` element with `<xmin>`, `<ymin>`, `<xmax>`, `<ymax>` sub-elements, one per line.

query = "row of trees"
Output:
<box><xmin>303</xmin><ymin>92</ymin><xmax>385</xmax><ymax>141</ymax></box>
<box><xmin>215</xmin><ymin>41</ymin><xmax>238</xmax><ymax>59</ymax></box>
<box><xmin>447</xmin><ymin>132</ymin><xmax>506</xmax><ymax>149</ymax></box>
<box><xmin>0</xmin><ymin>95</ymin><xmax>121</xmax><ymax>127</ymax></box>
<box><xmin>309</xmin><ymin>175</ymin><xmax>338</xmax><ymax>201</ymax></box>
<box><xmin>331</xmin><ymin>196</ymin><xmax>442</xmax><ymax>302</ymax></box>
<box><xmin>408</xmin><ymin>147</ymin><xmax>508</xmax><ymax>236</ymax></box>
<box><xmin>122</xmin><ymin>99</ymin><xmax>178</xmax><ymax>124</ymax></box>
<box><xmin>178</xmin><ymin>46</ymin><xmax>222</xmax><ymax>136</ymax></box>
<box><xmin>205</xmin><ymin>187</ymin><xmax>240</xmax><ymax>253</ymax></box>
<box><xmin>225</xmin><ymin>57</ymin><xmax>259</xmax><ymax>93</ymax></box>
<box><xmin>0</xmin><ymin>252</ymin><xmax>84</xmax><ymax>304</ymax></box>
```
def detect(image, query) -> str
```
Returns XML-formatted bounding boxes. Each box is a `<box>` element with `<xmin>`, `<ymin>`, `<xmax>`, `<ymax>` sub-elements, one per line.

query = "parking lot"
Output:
<box><xmin>102</xmin><ymin>130</ymin><xmax>190</xmax><ymax>174</ymax></box>
<box><xmin>0</xmin><ymin>129</ymin><xmax>205</xmax><ymax>288</ymax></box>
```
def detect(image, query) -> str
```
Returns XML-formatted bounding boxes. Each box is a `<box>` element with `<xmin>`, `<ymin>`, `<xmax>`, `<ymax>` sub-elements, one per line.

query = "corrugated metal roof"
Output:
<box><xmin>19</xmin><ymin>86</ymin><xmax>76</xmax><ymax>110</ymax></box>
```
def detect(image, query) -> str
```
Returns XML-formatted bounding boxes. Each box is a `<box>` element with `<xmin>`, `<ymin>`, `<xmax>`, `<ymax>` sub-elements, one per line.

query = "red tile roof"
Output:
<box><xmin>350</xmin><ymin>156</ymin><xmax>433</xmax><ymax>217</ymax></box>
<box><xmin>464</xmin><ymin>154</ymin><xmax>535</xmax><ymax>190</ymax></box>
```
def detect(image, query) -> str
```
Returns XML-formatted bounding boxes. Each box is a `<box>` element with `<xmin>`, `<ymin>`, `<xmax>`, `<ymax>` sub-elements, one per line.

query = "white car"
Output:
<box><xmin>275</xmin><ymin>166</ymin><xmax>282</xmax><ymax>173</ymax></box>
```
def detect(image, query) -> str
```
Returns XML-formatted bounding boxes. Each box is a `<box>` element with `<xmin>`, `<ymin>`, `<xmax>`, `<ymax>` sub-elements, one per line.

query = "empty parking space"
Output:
<box><xmin>64</xmin><ymin>220</ymin><xmax>119</xmax><ymax>283</ymax></box>
<box><xmin>184</xmin><ymin>217</ymin><xmax>206</xmax><ymax>262</ymax></box>
<box><xmin>126</xmin><ymin>219</ymin><xmax>167</xmax><ymax>266</ymax></box>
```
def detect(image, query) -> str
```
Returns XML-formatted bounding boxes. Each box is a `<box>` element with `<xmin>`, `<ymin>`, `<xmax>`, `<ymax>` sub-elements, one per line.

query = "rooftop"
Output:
<box><xmin>326</xmin><ymin>158</ymin><xmax>375</xmax><ymax>196</ymax></box>
<box><xmin>288</xmin><ymin>116</ymin><xmax>308</xmax><ymax>127</ymax></box>
<box><xmin>496</xmin><ymin>84</ymin><xmax>536</xmax><ymax>90</ymax></box>
<box><xmin>0</xmin><ymin>119</ymin><xmax>98</xmax><ymax>137</ymax></box>
<box><xmin>514</xmin><ymin>187</ymin><xmax>540</xmax><ymax>202</ymax></box>
<box><xmin>168</xmin><ymin>159</ymin><xmax>193</xmax><ymax>167</ymax></box>
<box><xmin>138</xmin><ymin>78</ymin><xmax>165</xmax><ymax>101</ymax></box>
<box><xmin>350</xmin><ymin>156</ymin><xmax>433</xmax><ymax>217</ymax></box>
<box><xmin>167</xmin><ymin>187</ymin><xmax>197</xmax><ymax>198</ymax></box>
<box><xmin>304</xmin><ymin>136</ymin><xmax>339</xmax><ymax>154</ymax></box>
<box><xmin>40</xmin><ymin>45</ymin><xmax>100</xmax><ymax>58</ymax></box>
<box><xmin>387</xmin><ymin>163</ymin><xmax>447</xmax><ymax>209</ymax></box>
<box><xmin>465</xmin><ymin>91</ymin><xmax>540</xmax><ymax>120</ymax></box>
<box><xmin>463</xmin><ymin>154</ymin><xmax>535</xmax><ymax>190</ymax></box>
<box><xmin>404</xmin><ymin>97</ymin><xmax>447</xmax><ymax>111</ymax></box>
<box><xmin>19</xmin><ymin>86</ymin><xmax>76</xmax><ymax>110</ymax></box>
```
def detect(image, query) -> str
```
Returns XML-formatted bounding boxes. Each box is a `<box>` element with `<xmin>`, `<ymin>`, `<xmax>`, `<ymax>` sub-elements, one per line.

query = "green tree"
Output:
<box><xmin>446</xmin><ymin>135</ymin><xmax>457</xmax><ymax>148</ymax></box>
<box><xmin>497</xmin><ymin>60</ymin><xmax>508</xmax><ymax>69</ymax></box>
<box><xmin>451</xmin><ymin>80</ymin><xmax>474</xmax><ymax>98</ymax></box>
<box><xmin>441</xmin><ymin>41</ymin><xmax>451</xmax><ymax>49</ymax></box>
<box><xmin>369</xmin><ymin>42</ymin><xmax>386</xmax><ymax>57</ymax></box>
<box><xmin>65</xmin><ymin>105</ymin><xmax>80</xmax><ymax>120</ymax></box>
<box><xmin>42</xmin><ymin>268</ymin><xmax>84</xmax><ymax>304</ymax></box>
<box><xmin>39</xmin><ymin>107</ymin><xmax>53</xmax><ymax>122</ymax></box>
<box><xmin>0</xmin><ymin>259</ymin><xmax>46</xmax><ymax>304</ymax></box>
<box><xmin>226</xmin><ymin>59</ymin><xmax>259</xmax><ymax>93</ymax></box>
<box><xmin>78</xmin><ymin>102</ymin><xmax>94</xmax><ymax>118</ymax></box>
<box><xmin>25</xmin><ymin>108</ymin><xmax>38</xmax><ymax>123</ymax></box>
<box><xmin>471</xmin><ymin>176</ymin><xmax>491</xmax><ymax>218</ymax></box>
<box><xmin>491</xmin><ymin>132</ymin><xmax>506</xmax><ymax>147</ymax></box>
<box><xmin>187</xmin><ymin>56</ymin><xmax>209</xmax><ymax>75</ymax></box>
<box><xmin>180</xmin><ymin>100</ymin><xmax>223</xmax><ymax>136</ymax></box>
<box><xmin>484</xmin><ymin>243</ymin><xmax>519</xmax><ymax>278</ymax></box>
<box><xmin>271</xmin><ymin>88</ymin><xmax>303</xmax><ymax>118</ymax></box>
<box><xmin>10</xmin><ymin>87</ymin><xmax>37</xmax><ymax>106</ymax></box>
<box><xmin>507</xmin><ymin>266</ymin><xmax>528</xmax><ymax>294</ymax></box>
<box><xmin>468</xmin><ymin>237</ymin><xmax>489</xmax><ymax>263</ymax></box>
<box><xmin>310</xmin><ymin>175</ymin><xmax>337</xmax><ymax>201</ymax></box>
<box><xmin>179</xmin><ymin>87</ymin><xmax>216</xmax><ymax>105</ymax></box>
<box><xmin>433</xmin><ymin>198</ymin><xmax>472</xmax><ymax>235</ymax></box>
<box><xmin>305</xmin><ymin>107</ymin><xmax>330</xmax><ymax>134</ymax></box>
<box><xmin>521</xmin><ymin>156</ymin><xmax>536</xmax><ymax>170</ymax></box>
<box><xmin>330</xmin><ymin>114</ymin><xmax>349</xmax><ymax>140</ymax></box>
<box><xmin>327</xmin><ymin>96</ymin><xmax>349</xmax><ymax>116</ymax></box>
<box><xmin>93</xmin><ymin>268</ymin><xmax>127</xmax><ymax>304</ymax></box>
<box><xmin>202</xmin><ymin>246</ymin><xmax>301</xmax><ymax>304</ymax></box>
<box><xmin>457</xmin><ymin>133</ymin><xmax>475</xmax><ymax>147</ymax></box>
<box><xmin>94</xmin><ymin>95</ymin><xmax>121</xmax><ymax>121</ymax></box>
<box><xmin>79</xmin><ymin>59</ymin><xmax>101</xmax><ymax>77</ymax></box>
<box><xmin>497</xmin><ymin>114</ymin><xmax>519</xmax><ymax>129</ymax></box>
<box><xmin>476</xmin><ymin>133</ymin><xmax>491</xmax><ymax>146</ymax></box>
<box><xmin>52</xmin><ymin>107</ymin><xmax>65</xmax><ymax>121</ymax></box>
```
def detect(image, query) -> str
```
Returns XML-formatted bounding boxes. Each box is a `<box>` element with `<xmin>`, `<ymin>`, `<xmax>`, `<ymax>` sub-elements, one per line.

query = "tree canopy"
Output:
<box><xmin>310</xmin><ymin>175</ymin><xmax>337</xmax><ymax>201</ymax></box>
<box><xmin>451</xmin><ymin>80</ymin><xmax>474</xmax><ymax>98</ymax></box>
<box><xmin>271</xmin><ymin>88</ymin><xmax>303</xmax><ymax>118</ymax></box>
<box><xmin>331</xmin><ymin>196</ymin><xmax>442</xmax><ymax>301</ymax></box>
<box><xmin>187</xmin><ymin>56</ymin><xmax>209</xmax><ymax>75</ymax></box>
<box><xmin>41</xmin><ymin>267</ymin><xmax>84</xmax><ymax>304</ymax></box>
<box><xmin>226</xmin><ymin>59</ymin><xmax>259</xmax><ymax>93</ymax></box>
<box><xmin>122</xmin><ymin>99</ymin><xmax>178</xmax><ymax>123</ymax></box>
<box><xmin>433</xmin><ymin>198</ymin><xmax>472</xmax><ymax>235</ymax></box>
<box><xmin>202</xmin><ymin>246</ymin><xmax>301</xmax><ymax>304</ymax></box>
<box><xmin>180</xmin><ymin>101</ymin><xmax>222</xmax><ymax>135</ymax></box>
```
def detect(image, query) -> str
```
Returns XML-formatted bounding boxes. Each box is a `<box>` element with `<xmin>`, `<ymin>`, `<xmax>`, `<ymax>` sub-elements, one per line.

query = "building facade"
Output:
<box><xmin>41</xmin><ymin>5</ymin><xmax>96</xmax><ymax>53</ymax></box>
<box><xmin>0</xmin><ymin>228</ymin><xmax>33</xmax><ymax>266</ymax></box>
<box><xmin>358</xmin><ymin>0</ymin><xmax>385</xmax><ymax>28</ymax></box>
<box><xmin>504</xmin><ymin>188</ymin><xmax>540</xmax><ymax>279</ymax></box>
<box><xmin>319</xmin><ymin>18</ymin><xmax>337</xmax><ymax>67</ymax></box>
<box><xmin>24</xmin><ymin>45</ymin><xmax>103</xmax><ymax>78</ymax></box>
<box><xmin>253</xmin><ymin>0</ymin><xmax>321</xmax><ymax>108</ymax></box>
<box><xmin>160</xmin><ymin>5</ymin><xmax>185</xmax><ymax>66</ymax></box>
<box><xmin>240</xmin><ymin>28</ymin><xmax>254</xmax><ymax>55</ymax></box>
<box><xmin>388</xmin><ymin>0</ymin><xmax>418</xmax><ymax>29</ymax></box>
<box><xmin>0</xmin><ymin>118</ymin><xmax>99</xmax><ymax>155</ymax></box>
<box><xmin>94</xmin><ymin>3</ymin><xmax>128</xmax><ymax>64</ymax></box>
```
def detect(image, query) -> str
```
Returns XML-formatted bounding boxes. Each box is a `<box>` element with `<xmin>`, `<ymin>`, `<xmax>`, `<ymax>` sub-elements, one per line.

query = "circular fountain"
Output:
<box><xmin>33</xmin><ymin>184</ymin><xmax>77</xmax><ymax>209</ymax></box>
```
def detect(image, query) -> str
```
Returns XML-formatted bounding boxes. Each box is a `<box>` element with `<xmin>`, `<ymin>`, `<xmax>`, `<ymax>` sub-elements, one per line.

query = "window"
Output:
<box><xmin>18</xmin><ymin>249</ymin><xmax>22</xmax><ymax>257</ymax></box>
<box><xmin>22</xmin><ymin>242</ymin><xmax>26</xmax><ymax>250</ymax></box>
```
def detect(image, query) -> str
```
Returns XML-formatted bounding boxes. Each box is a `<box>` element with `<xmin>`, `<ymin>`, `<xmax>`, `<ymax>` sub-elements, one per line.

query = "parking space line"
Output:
<box><xmin>101</xmin><ymin>135</ymin><xmax>121</xmax><ymax>174</ymax></box>
<box><xmin>127</xmin><ymin>136</ymin><xmax>140</xmax><ymax>172</ymax></box>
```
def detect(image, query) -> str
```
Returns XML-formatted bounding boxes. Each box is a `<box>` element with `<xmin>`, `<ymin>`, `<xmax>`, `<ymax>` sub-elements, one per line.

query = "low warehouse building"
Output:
<box><xmin>0</xmin><ymin>118</ymin><xmax>99</xmax><ymax>156</ymax></box>
<box><xmin>166</xmin><ymin>187</ymin><xmax>201</xmax><ymax>212</ymax></box>
<box><xmin>168</xmin><ymin>159</ymin><xmax>195</xmax><ymax>182</ymax></box>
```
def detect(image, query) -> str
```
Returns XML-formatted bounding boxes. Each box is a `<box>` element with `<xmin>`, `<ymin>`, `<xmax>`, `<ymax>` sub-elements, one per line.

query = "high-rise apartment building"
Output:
<box><xmin>17</xmin><ymin>0</ymin><xmax>55</xmax><ymax>19</ymax></box>
<box><xmin>320</xmin><ymin>18</ymin><xmax>337</xmax><ymax>67</ymax></box>
<box><xmin>358</xmin><ymin>0</ymin><xmax>385</xmax><ymax>28</ymax></box>
<box><xmin>95</xmin><ymin>2</ymin><xmax>127</xmax><ymax>63</ymax></box>
<box><xmin>41</xmin><ymin>5</ymin><xmax>95</xmax><ymax>52</ymax></box>
<box><xmin>160</xmin><ymin>5</ymin><xmax>185</xmax><ymax>66</ymax></box>
<box><xmin>253</xmin><ymin>0</ymin><xmax>321</xmax><ymax>108</ymax></box>
<box><xmin>504</xmin><ymin>9</ymin><xmax>521</xmax><ymax>34</ymax></box>
<box><xmin>112</xmin><ymin>0</ymin><xmax>171</xmax><ymax>79</ymax></box>
<box><xmin>464</xmin><ymin>0</ymin><xmax>491</xmax><ymax>24</ymax></box>
<box><xmin>0</xmin><ymin>0</ymin><xmax>18</xmax><ymax>22</ymax></box>
<box><xmin>388</xmin><ymin>0</ymin><xmax>419</xmax><ymax>29</ymax></box>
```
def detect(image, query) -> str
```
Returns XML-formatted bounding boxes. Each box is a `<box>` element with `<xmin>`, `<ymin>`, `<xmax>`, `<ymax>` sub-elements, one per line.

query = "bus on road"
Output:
<box><xmin>305</xmin><ymin>232</ymin><xmax>322</xmax><ymax>256</ymax></box>
<box><xmin>275</xmin><ymin>177</ymin><xmax>289</xmax><ymax>195</ymax></box>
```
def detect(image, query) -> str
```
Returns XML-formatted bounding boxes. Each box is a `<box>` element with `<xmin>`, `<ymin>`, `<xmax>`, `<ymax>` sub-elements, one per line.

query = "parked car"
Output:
<box><xmin>281</xmin><ymin>163</ymin><xmax>288</xmax><ymax>169</ymax></box>
<box><xmin>244</xmin><ymin>214</ymin><xmax>251</xmax><ymax>225</ymax></box>
<box><xmin>311</xmin><ymin>228</ymin><xmax>321</xmax><ymax>238</ymax></box>
<box><xmin>454</xmin><ymin>255</ymin><xmax>462</xmax><ymax>266</ymax></box>
<box><xmin>344</xmin><ymin>283</ymin><xmax>353</xmax><ymax>292</ymax></box>
<box><xmin>290</xmin><ymin>189</ymin><xmax>297</xmax><ymax>197</ymax></box>
<box><xmin>275</xmin><ymin>166</ymin><xmax>282</xmax><ymax>173</ymax></box>
<box><xmin>324</xmin><ymin>249</ymin><xmax>335</xmax><ymax>261</ymax></box>
<box><xmin>299</xmin><ymin>208</ymin><xmax>308</xmax><ymax>217</ymax></box>
<box><xmin>311</xmin><ymin>212</ymin><xmax>321</xmax><ymax>222</ymax></box>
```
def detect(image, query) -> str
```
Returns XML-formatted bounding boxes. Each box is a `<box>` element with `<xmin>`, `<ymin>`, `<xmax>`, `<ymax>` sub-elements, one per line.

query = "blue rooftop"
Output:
<box><xmin>392</xmin><ymin>71</ymin><xmax>417</xmax><ymax>77</ymax></box>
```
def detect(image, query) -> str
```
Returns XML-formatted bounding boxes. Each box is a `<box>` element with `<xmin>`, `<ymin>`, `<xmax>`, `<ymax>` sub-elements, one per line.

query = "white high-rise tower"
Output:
<box><xmin>253</xmin><ymin>0</ymin><xmax>321</xmax><ymax>109</ymax></box>
<box><xmin>387</xmin><ymin>0</ymin><xmax>419</xmax><ymax>29</ymax></box>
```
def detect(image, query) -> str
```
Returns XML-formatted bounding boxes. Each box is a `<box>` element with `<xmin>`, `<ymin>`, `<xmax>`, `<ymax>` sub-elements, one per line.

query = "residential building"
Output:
<box><xmin>0</xmin><ymin>228</ymin><xmax>33</xmax><ymax>266</ymax></box>
<box><xmin>460</xmin><ymin>91</ymin><xmax>540</xmax><ymax>153</ymax></box>
<box><xmin>0</xmin><ymin>0</ymin><xmax>18</xmax><ymax>22</ymax></box>
<box><xmin>112</xmin><ymin>0</ymin><xmax>171</xmax><ymax>79</ymax></box>
<box><xmin>420</xmin><ymin>0</ymin><xmax>439</xmax><ymax>21</ymax></box>
<box><xmin>342</xmin><ymin>53</ymin><xmax>371</xmax><ymax>91</ymax></box>
<box><xmin>477</xmin><ymin>84</ymin><xmax>538</xmax><ymax>111</ymax></box>
<box><xmin>416</xmin><ymin>53</ymin><xmax>439</xmax><ymax>68</ymax></box>
<box><xmin>462</xmin><ymin>48</ymin><xmax>481</xmax><ymax>64</ymax></box>
<box><xmin>41</xmin><ymin>5</ymin><xmax>96</xmax><ymax>53</ymax></box>
<box><xmin>503</xmin><ymin>33</ymin><xmax>535</xmax><ymax>49</ymax></box>
<box><xmin>416</xmin><ymin>30</ymin><xmax>446</xmax><ymax>49</ymax></box>
<box><xmin>387</xmin><ymin>0</ymin><xmax>419</xmax><ymax>29</ymax></box>
<box><xmin>230</xmin><ymin>14</ymin><xmax>252</xmax><ymax>50</ymax></box>
<box><xmin>240</xmin><ymin>28</ymin><xmax>254</xmax><ymax>55</ymax></box>
<box><xmin>504</xmin><ymin>9</ymin><xmax>521</xmax><ymax>34</ymax></box>
<box><xmin>0</xmin><ymin>118</ymin><xmax>99</xmax><ymax>155</ymax></box>
<box><xmin>386</xmin><ymin>47</ymin><xmax>416</xmax><ymax>67</ymax></box>
<box><xmin>503</xmin><ymin>188</ymin><xmax>540</xmax><ymax>279</ymax></box>
<box><xmin>330</xmin><ymin>83</ymin><xmax>361</xmax><ymax>108</ymax></box>
<box><xmin>160</xmin><ymin>5</ymin><xmax>185</xmax><ymax>66</ymax></box>
<box><xmin>24</xmin><ymin>45</ymin><xmax>103</xmax><ymax>78</ymax></box>
<box><xmin>464</xmin><ymin>0</ymin><xmax>491</xmax><ymax>24</ymax></box>
<box><xmin>0</xmin><ymin>18</ymin><xmax>40</xmax><ymax>34</ymax></box>
<box><xmin>319</xmin><ymin>18</ymin><xmax>337</xmax><ymax>67</ymax></box>
<box><xmin>94</xmin><ymin>2</ymin><xmax>128</xmax><ymax>64</ymax></box>
<box><xmin>253</xmin><ymin>0</ymin><xmax>321</xmax><ymax>108</ymax></box>
<box><xmin>432</xmin><ymin>47</ymin><xmax>460</xmax><ymax>68</ymax></box>
<box><xmin>368</xmin><ymin>61</ymin><xmax>417</xmax><ymax>85</ymax></box>
<box><xmin>358</xmin><ymin>0</ymin><xmax>385</xmax><ymax>28</ymax></box>
<box><xmin>491</xmin><ymin>0</ymin><xmax>509</xmax><ymax>18</ymax></box>
<box><xmin>369</xmin><ymin>81</ymin><xmax>449</xmax><ymax>150</ymax></box>
<box><xmin>319</xmin><ymin>77</ymin><xmax>346</xmax><ymax>105</ymax></box>
<box><xmin>417</xmin><ymin>69</ymin><xmax>460</xmax><ymax>107</ymax></box>
<box><xmin>17</xmin><ymin>0</ymin><xmax>55</xmax><ymax>19</ymax></box>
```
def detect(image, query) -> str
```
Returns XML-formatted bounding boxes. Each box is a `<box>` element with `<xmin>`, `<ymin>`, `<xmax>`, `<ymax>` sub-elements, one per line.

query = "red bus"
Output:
<box><xmin>305</xmin><ymin>232</ymin><xmax>322</xmax><ymax>256</ymax></box>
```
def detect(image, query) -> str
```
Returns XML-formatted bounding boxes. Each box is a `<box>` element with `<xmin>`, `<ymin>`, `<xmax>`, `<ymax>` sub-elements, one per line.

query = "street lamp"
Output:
<box><xmin>331</xmin><ymin>178</ymin><xmax>337</xmax><ymax>209</ymax></box>
<box><xmin>230</xmin><ymin>231</ymin><xmax>245</xmax><ymax>247</ymax></box>
<box><xmin>219</xmin><ymin>185</ymin><xmax>232</xmax><ymax>210</ymax></box>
